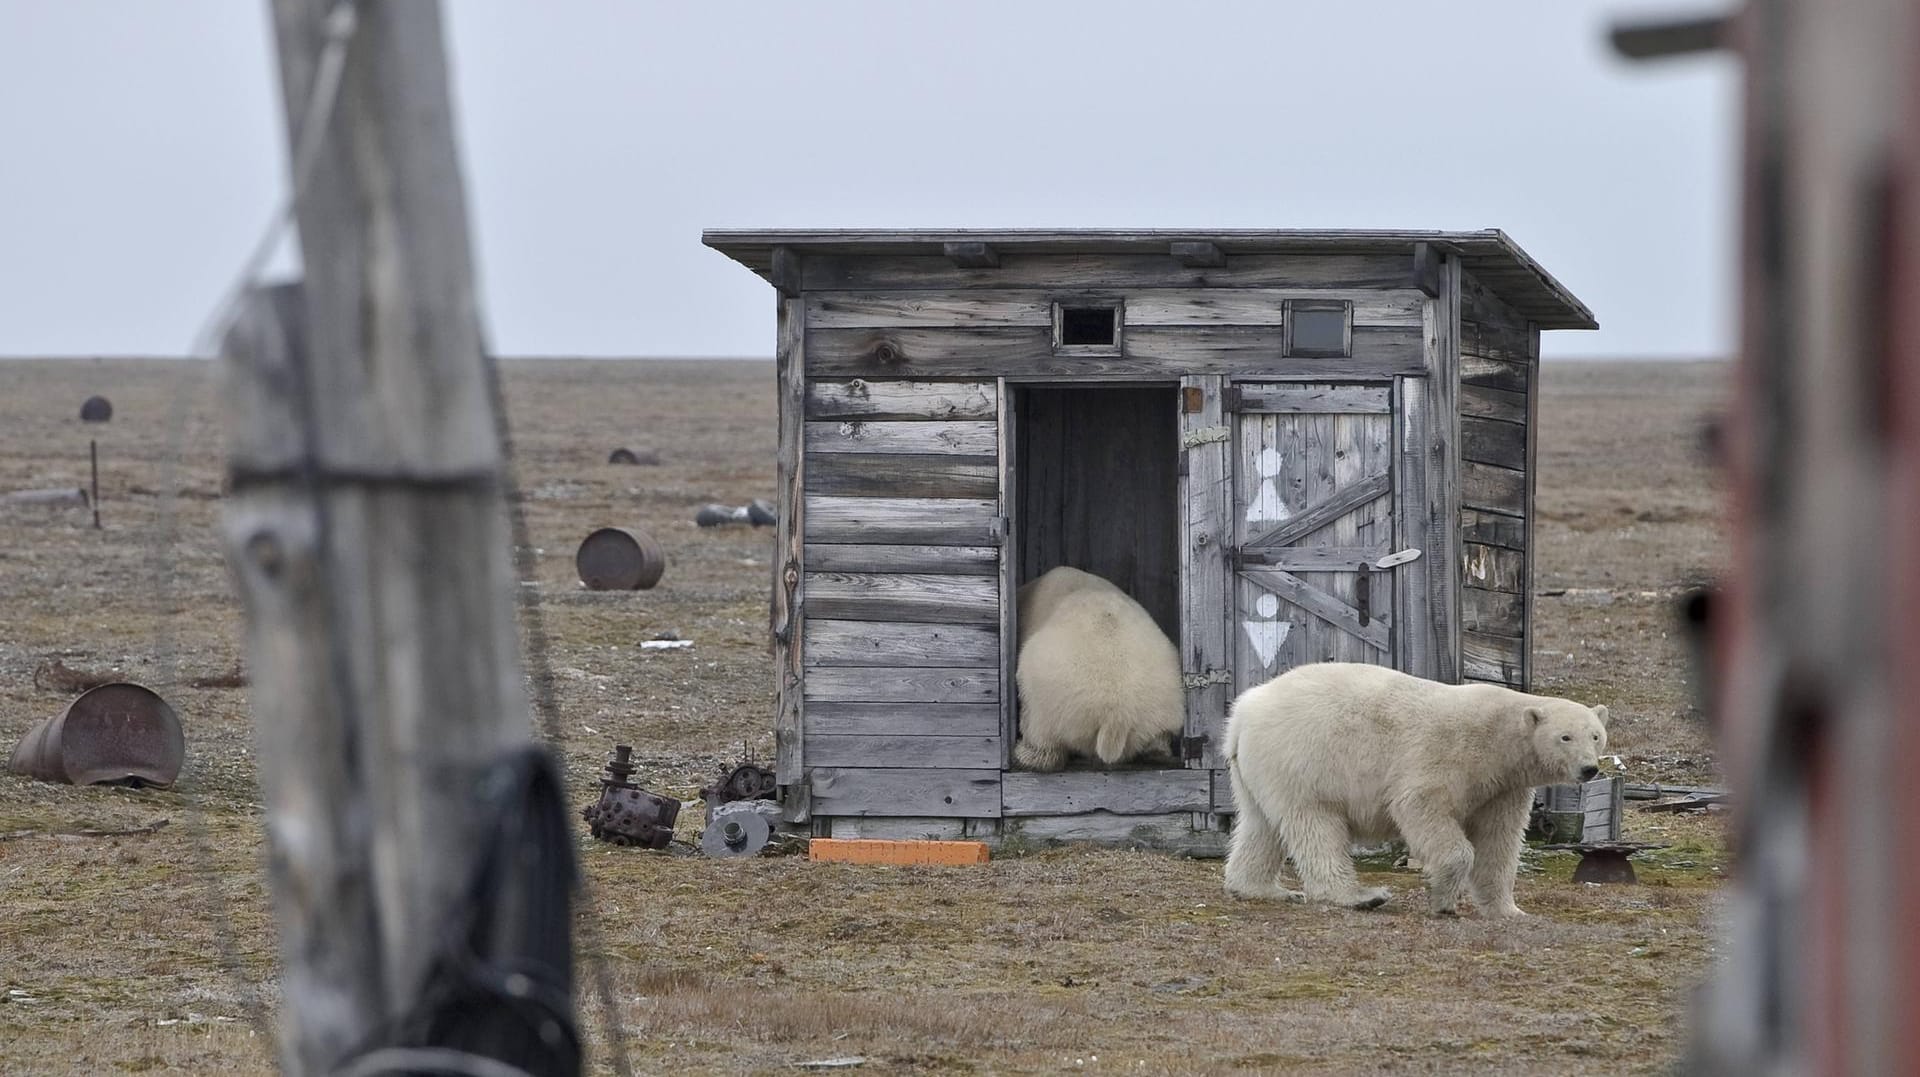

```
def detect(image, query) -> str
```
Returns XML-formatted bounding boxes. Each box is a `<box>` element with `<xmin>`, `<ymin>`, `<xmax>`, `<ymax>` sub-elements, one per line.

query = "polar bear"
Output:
<box><xmin>1013</xmin><ymin>566</ymin><xmax>1184</xmax><ymax>771</ymax></box>
<box><xmin>1223</xmin><ymin>662</ymin><xmax>1609</xmax><ymax>917</ymax></box>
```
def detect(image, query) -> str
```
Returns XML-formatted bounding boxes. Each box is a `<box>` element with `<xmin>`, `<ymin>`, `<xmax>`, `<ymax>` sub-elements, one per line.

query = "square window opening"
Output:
<box><xmin>1285</xmin><ymin>299</ymin><xmax>1353</xmax><ymax>358</ymax></box>
<box><xmin>1054</xmin><ymin>302</ymin><xmax>1122</xmax><ymax>350</ymax></box>
<box><xmin>1010</xmin><ymin>383</ymin><xmax>1183</xmax><ymax>773</ymax></box>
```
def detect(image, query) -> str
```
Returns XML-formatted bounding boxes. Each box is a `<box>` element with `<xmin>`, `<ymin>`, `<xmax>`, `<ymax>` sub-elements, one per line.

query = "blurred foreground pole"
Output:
<box><xmin>1614</xmin><ymin>2</ymin><xmax>1920</xmax><ymax>1074</ymax></box>
<box><xmin>220</xmin><ymin>3</ymin><xmax>572</xmax><ymax>1073</ymax></box>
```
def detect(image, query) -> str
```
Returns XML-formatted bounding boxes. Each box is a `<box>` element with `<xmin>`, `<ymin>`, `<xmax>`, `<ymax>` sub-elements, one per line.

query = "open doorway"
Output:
<box><xmin>1010</xmin><ymin>383</ymin><xmax>1182</xmax><ymax>770</ymax></box>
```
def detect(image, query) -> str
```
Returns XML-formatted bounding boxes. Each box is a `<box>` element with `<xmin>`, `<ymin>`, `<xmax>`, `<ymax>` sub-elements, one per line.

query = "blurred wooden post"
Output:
<box><xmin>221</xmin><ymin>3</ymin><xmax>544</xmax><ymax>1072</ymax></box>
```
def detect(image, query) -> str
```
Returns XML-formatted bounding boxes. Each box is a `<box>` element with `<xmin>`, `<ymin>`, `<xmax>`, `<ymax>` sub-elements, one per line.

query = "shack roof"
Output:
<box><xmin>702</xmin><ymin>228</ymin><xmax>1597</xmax><ymax>331</ymax></box>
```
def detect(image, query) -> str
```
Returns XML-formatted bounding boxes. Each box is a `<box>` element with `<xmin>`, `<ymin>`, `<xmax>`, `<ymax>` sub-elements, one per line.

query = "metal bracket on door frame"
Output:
<box><xmin>1181</xmin><ymin>426</ymin><xmax>1231</xmax><ymax>448</ymax></box>
<box><xmin>1182</xmin><ymin>669</ymin><xmax>1231</xmax><ymax>689</ymax></box>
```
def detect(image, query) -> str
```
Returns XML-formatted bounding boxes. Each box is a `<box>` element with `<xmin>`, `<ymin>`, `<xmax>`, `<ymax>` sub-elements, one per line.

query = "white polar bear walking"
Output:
<box><xmin>1223</xmin><ymin>662</ymin><xmax>1609</xmax><ymax>917</ymax></box>
<box><xmin>1013</xmin><ymin>566</ymin><xmax>1184</xmax><ymax>771</ymax></box>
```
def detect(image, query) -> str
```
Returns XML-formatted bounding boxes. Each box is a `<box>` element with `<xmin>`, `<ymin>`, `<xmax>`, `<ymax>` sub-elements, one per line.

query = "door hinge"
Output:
<box><xmin>1181</xmin><ymin>425</ymin><xmax>1231</xmax><ymax>448</ymax></box>
<box><xmin>1220</xmin><ymin>385</ymin><xmax>1244</xmax><ymax>412</ymax></box>
<box><xmin>994</xmin><ymin>515</ymin><xmax>1012</xmax><ymax>540</ymax></box>
<box><xmin>1182</xmin><ymin>669</ymin><xmax>1231</xmax><ymax>689</ymax></box>
<box><xmin>1181</xmin><ymin>734</ymin><xmax>1210</xmax><ymax>762</ymax></box>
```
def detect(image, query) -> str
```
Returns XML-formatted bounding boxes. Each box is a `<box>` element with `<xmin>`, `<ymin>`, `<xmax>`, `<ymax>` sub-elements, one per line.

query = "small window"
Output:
<box><xmin>1053</xmin><ymin>300</ymin><xmax>1123</xmax><ymax>352</ymax></box>
<box><xmin>1284</xmin><ymin>299</ymin><xmax>1352</xmax><ymax>358</ymax></box>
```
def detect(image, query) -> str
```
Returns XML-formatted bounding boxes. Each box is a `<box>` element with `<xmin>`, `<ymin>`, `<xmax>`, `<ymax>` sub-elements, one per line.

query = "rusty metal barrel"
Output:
<box><xmin>7</xmin><ymin>683</ymin><xmax>185</xmax><ymax>787</ymax></box>
<box><xmin>79</xmin><ymin>395</ymin><xmax>113</xmax><ymax>422</ymax></box>
<box><xmin>575</xmin><ymin>527</ymin><xmax>665</xmax><ymax>590</ymax></box>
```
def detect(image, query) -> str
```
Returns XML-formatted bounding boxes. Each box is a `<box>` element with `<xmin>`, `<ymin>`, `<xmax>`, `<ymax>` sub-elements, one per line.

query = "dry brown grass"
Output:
<box><xmin>0</xmin><ymin>358</ymin><xmax>1731</xmax><ymax>1075</ymax></box>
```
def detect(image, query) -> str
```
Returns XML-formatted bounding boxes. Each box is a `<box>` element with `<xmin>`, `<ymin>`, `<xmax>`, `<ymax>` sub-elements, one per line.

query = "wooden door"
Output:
<box><xmin>1229</xmin><ymin>382</ymin><xmax>1405</xmax><ymax>695</ymax></box>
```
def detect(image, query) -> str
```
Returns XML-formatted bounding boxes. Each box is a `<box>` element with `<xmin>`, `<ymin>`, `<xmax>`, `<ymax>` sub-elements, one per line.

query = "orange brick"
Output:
<box><xmin>807</xmin><ymin>838</ymin><xmax>991</xmax><ymax>866</ymax></box>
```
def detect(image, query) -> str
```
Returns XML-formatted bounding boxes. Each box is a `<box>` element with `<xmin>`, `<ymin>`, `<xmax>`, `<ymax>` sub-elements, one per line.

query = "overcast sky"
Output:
<box><xmin>0</xmin><ymin>2</ymin><xmax>1735</xmax><ymax>360</ymax></box>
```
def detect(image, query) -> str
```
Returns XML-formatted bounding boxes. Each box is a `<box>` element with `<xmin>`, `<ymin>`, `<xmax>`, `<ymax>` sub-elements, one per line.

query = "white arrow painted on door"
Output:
<box><xmin>1245</xmin><ymin>448</ymin><xmax>1291</xmax><ymax>523</ymax></box>
<box><xmin>1242</xmin><ymin>593</ymin><xmax>1291</xmax><ymax>668</ymax></box>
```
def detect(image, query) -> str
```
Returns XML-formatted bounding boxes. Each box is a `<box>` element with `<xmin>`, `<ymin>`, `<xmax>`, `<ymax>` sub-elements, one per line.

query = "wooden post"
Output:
<box><xmin>89</xmin><ymin>439</ymin><xmax>100</xmax><ymax>529</ymax></box>
<box><xmin>222</xmin><ymin>3</ymin><xmax>548</xmax><ymax>1072</ymax></box>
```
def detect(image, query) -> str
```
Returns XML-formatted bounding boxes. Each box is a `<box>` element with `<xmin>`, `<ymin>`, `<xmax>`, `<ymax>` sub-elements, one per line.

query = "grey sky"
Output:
<box><xmin>0</xmin><ymin>2</ymin><xmax>1735</xmax><ymax>359</ymax></box>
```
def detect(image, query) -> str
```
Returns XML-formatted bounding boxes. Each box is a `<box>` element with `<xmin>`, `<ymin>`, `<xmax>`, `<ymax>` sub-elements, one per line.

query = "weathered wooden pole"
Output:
<box><xmin>221</xmin><ymin>3</ymin><xmax>561</xmax><ymax>1072</ymax></box>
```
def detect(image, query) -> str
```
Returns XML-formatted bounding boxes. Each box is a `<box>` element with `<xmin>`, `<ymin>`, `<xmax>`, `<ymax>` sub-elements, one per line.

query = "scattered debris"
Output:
<box><xmin>699</xmin><ymin>755</ymin><xmax>779</xmax><ymax>814</ymax></box>
<box><xmin>576</xmin><ymin>527</ymin><xmax>666</xmax><ymax>591</ymax></box>
<box><xmin>580</xmin><ymin>745</ymin><xmax>681</xmax><ymax>849</ymax></box>
<box><xmin>1641</xmin><ymin>792</ymin><xmax>1730</xmax><ymax>813</ymax></box>
<box><xmin>79</xmin><ymin>395</ymin><xmax>113</xmax><ymax>422</ymax></box>
<box><xmin>1540</xmin><ymin>841</ymin><xmax>1668</xmax><ymax>884</ymax></box>
<box><xmin>607</xmin><ymin>447</ymin><xmax>661</xmax><ymax>466</ymax></box>
<box><xmin>0</xmin><ymin>818</ymin><xmax>170</xmax><ymax>842</ymax></box>
<box><xmin>186</xmin><ymin>665</ymin><xmax>249</xmax><ymax>689</ymax></box>
<box><xmin>1624</xmin><ymin>782</ymin><xmax>1726</xmax><ymax>802</ymax></box>
<box><xmin>32</xmin><ymin>658</ymin><xmax>118</xmax><ymax>694</ymax></box>
<box><xmin>693</xmin><ymin>499</ymin><xmax>776</xmax><ymax>528</ymax></box>
<box><xmin>797</xmin><ymin>1059</ymin><xmax>866</xmax><ymax>1070</ymax></box>
<box><xmin>2</xmin><ymin>487</ymin><xmax>89</xmax><ymax>511</ymax></box>
<box><xmin>640</xmin><ymin>639</ymin><xmax>693</xmax><ymax>651</ymax></box>
<box><xmin>699</xmin><ymin>800</ymin><xmax>786</xmax><ymax>858</ymax></box>
<box><xmin>7</xmin><ymin>683</ymin><xmax>186</xmax><ymax>788</ymax></box>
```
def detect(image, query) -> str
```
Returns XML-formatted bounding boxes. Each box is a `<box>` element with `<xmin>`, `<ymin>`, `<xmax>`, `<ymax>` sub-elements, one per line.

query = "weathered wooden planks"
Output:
<box><xmin>803</xmin><ymin>702</ymin><xmax>1003</xmax><ymax>737</ymax></box>
<box><xmin>806</xmin><ymin>293</ymin><xmax>1048</xmax><ymax>329</ymax></box>
<box><xmin>805</xmin><ymin>378</ymin><xmax>997</xmax><ymax>420</ymax></box>
<box><xmin>1460</xmin><ymin>319</ymin><xmax>1533</xmax><ymax>363</ymax></box>
<box><xmin>1239</xmin><ymin>546</ymin><xmax>1389</xmax><ymax>571</ymax></box>
<box><xmin>803</xmin><ymin>572</ymin><xmax>1000</xmax><ymax>624</ymax></box>
<box><xmin>1461</xmin><ymin>416</ymin><xmax>1527</xmax><ymax>470</ymax></box>
<box><xmin>1001</xmin><ymin>770</ymin><xmax>1210</xmax><ymax>816</ymax></box>
<box><xmin>808</xmin><ymin>767</ymin><xmax>1001</xmax><ymax>818</ymax></box>
<box><xmin>804</xmin><ymin>496</ymin><xmax>1000</xmax><ymax>545</ymax></box>
<box><xmin>1461</xmin><ymin>508</ymin><xmax>1526</xmax><ymax>549</ymax></box>
<box><xmin>1244</xmin><ymin>472</ymin><xmax>1391</xmax><ymax>548</ymax></box>
<box><xmin>804</xmin><ymin>543</ymin><xmax>998</xmax><ymax>574</ymax></box>
<box><xmin>1459</xmin><ymin>383</ymin><xmax>1528</xmax><ymax>424</ymax></box>
<box><xmin>1462</xmin><ymin>586</ymin><xmax>1524</xmax><ymax>637</ymax></box>
<box><xmin>1461</xmin><ymin>630</ymin><xmax>1524</xmax><ymax>684</ymax></box>
<box><xmin>805</xmin><ymin>419</ymin><xmax>997</xmax><ymax>456</ymax></box>
<box><xmin>1233</xmin><ymin>384</ymin><xmax>1392</xmax><ymax>414</ymax></box>
<box><xmin>800</xmin><ymin>252</ymin><xmax>1412</xmax><ymax>292</ymax></box>
<box><xmin>1123</xmin><ymin>289</ymin><xmax>1423</xmax><ymax>327</ymax></box>
<box><xmin>1180</xmin><ymin>375</ymin><xmax>1234</xmax><ymax>768</ymax></box>
<box><xmin>774</xmin><ymin>294</ymin><xmax>807</xmax><ymax>798</ymax></box>
<box><xmin>1460</xmin><ymin>354</ymin><xmax>1528</xmax><ymax>393</ymax></box>
<box><xmin>806</xmin><ymin>619</ymin><xmax>999</xmax><ymax>668</ymax></box>
<box><xmin>1243</xmin><ymin>567</ymin><xmax>1391</xmax><ymax>652</ymax></box>
<box><xmin>1462</xmin><ymin>542</ymin><xmax>1526</xmax><ymax>593</ymax></box>
<box><xmin>804</xmin><ymin>666</ymin><xmax>1000</xmax><ymax>704</ymax></box>
<box><xmin>804</xmin><ymin>453</ymin><xmax>998</xmax><ymax>499</ymax></box>
<box><xmin>804</xmin><ymin>325</ymin><xmax>1424</xmax><ymax>379</ymax></box>
<box><xmin>997</xmin><ymin>377</ymin><xmax>1019</xmax><ymax>767</ymax></box>
<box><xmin>1393</xmin><ymin>376</ymin><xmax>1435</xmax><ymax>679</ymax></box>
<box><xmin>1003</xmin><ymin>811</ymin><xmax>1224</xmax><ymax>856</ymax></box>
<box><xmin>805</xmin><ymin>734</ymin><xmax>1001</xmax><ymax>769</ymax></box>
<box><xmin>1461</xmin><ymin>461</ymin><xmax>1526</xmax><ymax>517</ymax></box>
<box><xmin>1424</xmin><ymin>257</ymin><xmax>1462</xmax><ymax>681</ymax></box>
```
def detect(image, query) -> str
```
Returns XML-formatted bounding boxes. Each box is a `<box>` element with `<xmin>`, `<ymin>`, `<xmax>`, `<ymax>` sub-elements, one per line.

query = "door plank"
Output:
<box><xmin>1242</xmin><ymin>567</ymin><xmax>1391</xmax><ymax>652</ymax></box>
<box><xmin>1244</xmin><ymin>472</ymin><xmax>1391</xmax><ymax>549</ymax></box>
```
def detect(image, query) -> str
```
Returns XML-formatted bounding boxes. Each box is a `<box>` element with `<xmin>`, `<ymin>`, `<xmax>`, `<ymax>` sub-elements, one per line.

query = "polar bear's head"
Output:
<box><xmin>1527</xmin><ymin>701</ymin><xmax>1610</xmax><ymax>784</ymax></box>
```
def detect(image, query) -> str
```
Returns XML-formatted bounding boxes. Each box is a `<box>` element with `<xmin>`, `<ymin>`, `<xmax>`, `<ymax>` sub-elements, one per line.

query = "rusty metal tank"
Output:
<box><xmin>575</xmin><ymin>527</ymin><xmax>665</xmax><ymax>591</ymax></box>
<box><xmin>7</xmin><ymin>683</ymin><xmax>185</xmax><ymax>787</ymax></box>
<box><xmin>79</xmin><ymin>395</ymin><xmax>113</xmax><ymax>422</ymax></box>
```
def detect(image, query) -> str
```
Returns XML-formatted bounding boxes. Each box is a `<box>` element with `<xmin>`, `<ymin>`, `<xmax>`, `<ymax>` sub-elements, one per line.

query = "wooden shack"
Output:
<box><xmin>702</xmin><ymin>229</ymin><xmax>1596</xmax><ymax>848</ymax></box>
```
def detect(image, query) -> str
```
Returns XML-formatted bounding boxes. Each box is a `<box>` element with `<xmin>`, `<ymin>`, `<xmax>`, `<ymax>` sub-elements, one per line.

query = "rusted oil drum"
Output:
<box><xmin>7</xmin><ymin>683</ymin><xmax>185</xmax><ymax>787</ymax></box>
<box><xmin>576</xmin><ymin>527</ymin><xmax>665</xmax><ymax>591</ymax></box>
<box><xmin>79</xmin><ymin>395</ymin><xmax>113</xmax><ymax>422</ymax></box>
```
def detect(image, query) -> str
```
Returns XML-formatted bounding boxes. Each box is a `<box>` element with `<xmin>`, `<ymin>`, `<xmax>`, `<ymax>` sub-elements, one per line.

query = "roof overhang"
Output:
<box><xmin>702</xmin><ymin>228</ymin><xmax>1597</xmax><ymax>331</ymax></box>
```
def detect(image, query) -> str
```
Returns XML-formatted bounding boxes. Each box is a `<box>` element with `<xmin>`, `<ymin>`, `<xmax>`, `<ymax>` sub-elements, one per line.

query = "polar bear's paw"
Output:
<box><xmin>1351</xmin><ymin>887</ymin><xmax>1392</xmax><ymax>911</ymax></box>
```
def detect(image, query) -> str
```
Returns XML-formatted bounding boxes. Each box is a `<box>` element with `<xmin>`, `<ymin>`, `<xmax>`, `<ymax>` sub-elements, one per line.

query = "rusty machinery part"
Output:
<box><xmin>575</xmin><ymin>527</ymin><xmax>665</xmax><ymax>591</ymax></box>
<box><xmin>1541</xmin><ymin>841</ymin><xmax>1668</xmax><ymax>885</ymax></box>
<box><xmin>7</xmin><ymin>682</ymin><xmax>185</xmax><ymax>787</ymax></box>
<box><xmin>699</xmin><ymin>800</ymin><xmax>786</xmax><ymax>858</ymax></box>
<box><xmin>700</xmin><ymin>760</ymin><xmax>778</xmax><ymax>813</ymax></box>
<box><xmin>606</xmin><ymin>447</ymin><xmax>660</xmax><ymax>466</ymax></box>
<box><xmin>580</xmin><ymin>744</ymin><xmax>681</xmax><ymax>849</ymax></box>
<box><xmin>79</xmin><ymin>395</ymin><xmax>113</xmax><ymax>422</ymax></box>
